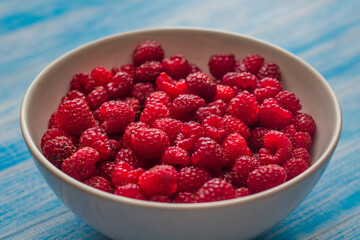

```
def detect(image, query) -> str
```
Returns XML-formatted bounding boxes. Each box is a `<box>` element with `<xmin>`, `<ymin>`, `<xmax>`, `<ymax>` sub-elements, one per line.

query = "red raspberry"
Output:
<box><xmin>283</xmin><ymin>157</ymin><xmax>309</xmax><ymax>180</ymax></box>
<box><xmin>174</xmin><ymin>121</ymin><xmax>205</xmax><ymax>154</ymax></box>
<box><xmin>171</xmin><ymin>94</ymin><xmax>206</xmax><ymax>122</ymax></box>
<box><xmin>90</xmin><ymin>66</ymin><xmax>113</xmax><ymax>87</ymax></box>
<box><xmin>42</xmin><ymin>136</ymin><xmax>77</xmax><ymax>168</ymax></box>
<box><xmin>155</xmin><ymin>72</ymin><xmax>188</xmax><ymax>100</ymax></box>
<box><xmin>111</xmin><ymin>66</ymin><xmax>120</xmax><ymax>75</ymax></box>
<box><xmin>191</xmin><ymin>137</ymin><xmax>228</xmax><ymax>170</ymax></box>
<box><xmin>122</xmin><ymin>97</ymin><xmax>140</xmax><ymax>116</ymax></box>
<box><xmin>214</xmin><ymin>84</ymin><xmax>235</xmax><ymax>103</ymax></box>
<box><xmin>195</xmin><ymin>178</ymin><xmax>235</xmax><ymax>203</ymax></box>
<box><xmin>208</xmin><ymin>99</ymin><xmax>227</xmax><ymax>114</ymax></box>
<box><xmin>259</xmin><ymin>98</ymin><xmax>293</xmax><ymax>129</ymax></box>
<box><xmin>292</xmin><ymin>132</ymin><xmax>312</xmax><ymax>150</ymax></box>
<box><xmin>236</xmin><ymin>54</ymin><xmax>264</xmax><ymax>75</ymax></box>
<box><xmin>247</xmin><ymin>164</ymin><xmax>287</xmax><ymax>193</ymax></box>
<box><xmin>84</xmin><ymin>176</ymin><xmax>112</xmax><ymax>193</ymax></box>
<box><xmin>173</xmin><ymin>192</ymin><xmax>195</xmax><ymax>203</ymax></box>
<box><xmin>208</xmin><ymin>54</ymin><xmax>236</xmax><ymax>79</ymax></box>
<box><xmin>106</xmin><ymin>72</ymin><xmax>134</xmax><ymax>99</ymax></box>
<box><xmin>202</xmin><ymin>115</ymin><xmax>227</xmax><ymax>143</ymax></box>
<box><xmin>149</xmin><ymin>195</ymin><xmax>172</xmax><ymax>203</ymax></box>
<box><xmin>282</xmin><ymin>124</ymin><xmax>297</xmax><ymax>142</ymax></box>
<box><xmin>275</xmin><ymin>91</ymin><xmax>302</xmax><ymax>114</ymax></box>
<box><xmin>291</xmin><ymin>148</ymin><xmax>311</xmax><ymax>167</ymax></box>
<box><xmin>222</xmin><ymin>115</ymin><xmax>250</xmax><ymax>140</ymax></box>
<box><xmin>185</xmin><ymin>72</ymin><xmax>217</xmax><ymax>102</ymax></box>
<box><xmin>188</xmin><ymin>63</ymin><xmax>202</xmax><ymax>73</ymax></box>
<box><xmin>135</xmin><ymin>61</ymin><xmax>163</xmax><ymax>83</ymax></box>
<box><xmin>138</xmin><ymin>165</ymin><xmax>178</xmax><ymax>197</ymax></box>
<box><xmin>129</xmin><ymin>128</ymin><xmax>170</xmax><ymax>159</ymax></box>
<box><xmin>133</xmin><ymin>40</ymin><xmax>164</xmax><ymax>67</ymax></box>
<box><xmin>79</xmin><ymin>127</ymin><xmax>113</xmax><ymax>160</ymax></box>
<box><xmin>162</xmin><ymin>54</ymin><xmax>190</xmax><ymax>80</ymax></box>
<box><xmin>228</xmin><ymin>91</ymin><xmax>259</xmax><ymax>126</ymax></box>
<box><xmin>222</xmin><ymin>133</ymin><xmax>251</xmax><ymax>165</ymax></box>
<box><xmin>115</xmin><ymin>148</ymin><xmax>148</xmax><ymax>169</ymax></box>
<box><xmin>145</xmin><ymin>91</ymin><xmax>171</xmax><ymax>109</ymax></box>
<box><xmin>140</xmin><ymin>103</ymin><xmax>170</xmax><ymax>127</ymax></box>
<box><xmin>122</xmin><ymin>121</ymin><xmax>149</xmax><ymax>148</ymax></box>
<box><xmin>97</xmin><ymin>161</ymin><xmax>115</xmax><ymax>181</ymax></box>
<box><xmin>254</xmin><ymin>77</ymin><xmax>283</xmax><ymax>104</ymax></box>
<box><xmin>195</xmin><ymin>105</ymin><xmax>223</xmax><ymax>123</ymax></box>
<box><xmin>120</xmin><ymin>63</ymin><xmax>136</xmax><ymax>78</ymax></box>
<box><xmin>247</xmin><ymin>127</ymin><xmax>270</xmax><ymax>152</ymax></box>
<box><xmin>112</xmin><ymin>161</ymin><xmax>144</xmax><ymax>188</ymax></box>
<box><xmin>56</xmin><ymin>98</ymin><xmax>97</xmax><ymax>136</ymax></box>
<box><xmin>109</xmin><ymin>137</ymin><xmax>121</xmax><ymax>156</ymax></box>
<box><xmin>61</xmin><ymin>90</ymin><xmax>86</xmax><ymax>103</ymax></box>
<box><xmin>98</xmin><ymin>100</ymin><xmax>135</xmax><ymax>134</ymax></box>
<box><xmin>48</xmin><ymin>112</ymin><xmax>59</xmax><ymax>129</ymax></box>
<box><xmin>235</xmin><ymin>187</ymin><xmax>253</xmax><ymax>198</ymax></box>
<box><xmin>292</xmin><ymin>113</ymin><xmax>316</xmax><ymax>137</ymax></box>
<box><xmin>232</xmin><ymin>155</ymin><xmax>261</xmax><ymax>187</ymax></box>
<box><xmin>41</xmin><ymin>128</ymin><xmax>77</xmax><ymax>149</ymax></box>
<box><xmin>222</xmin><ymin>72</ymin><xmax>257</xmax><ymax>92</ymax></box>
<box><xmin>257</xmin><ymin>62</ymin><xmax>281</xmax><ymax>80</ymax></box>
<box><xmin>259</xmin><ymin>131</ymin><xmax>292</xmax><ymax>165</ymax></box>
<box><xmin>177</xmin><ymin>166</ymin><xmax>212</xmax><ymax>192</ymax></box>
<box><xmin>131</xmin><ymin>82</ymin><xmax>155</xmax><ymax>104</ymax></box>
<box><xmin>70</xmin><ymin>72</ymin><xmax>90</xmax><ymax>93</ymax></box>
<box><xmin>161</xmin><ymin>146</ymin><xmax>190</xmax><ymax>167</ymax></box>
<box><xmin>257</xmin><ymin>77</ymin><xmax>283</xmax><ymax>90</ymax></box>
<box><xmin>152</xmin><ymin>118</ymin><xmax>183</xmax><ymax>143</ymax></box>
<box><xmin>114</xmin><ymin>183</ymin><xmax>147</xmax><ymax>200</ymax></box>
<box><xmin>61</xmin><ymin>147</ymin><xmax>99</xmax><ymax>181</ymax></box>
<box><xmin>86</xmin><ymin>86</ymin><xmax>109</xmax><ymax>110</ymax></box>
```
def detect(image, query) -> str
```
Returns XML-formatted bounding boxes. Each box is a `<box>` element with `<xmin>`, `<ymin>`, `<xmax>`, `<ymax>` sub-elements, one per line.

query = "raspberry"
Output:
<box><xmin>291</xmin><ymin>148</ymin><xmax>311</xmax><ymax>167</ymax></box>
<box><xmin>191</xmin><ymin>137</ymin><xmax>228</xmax><ymax>170</ymax></box>
<box><xmin>207</xmin><ymin>99</ymin><xmax>228</xmax><ymax>114</ymax></box>
<box><xmin>275</xmin><ymin>91</ymin><xmax>302</xmax><ymax>114</ymax></box>
<box><xmin>120</xmin><ymin>63</ymin><xmax>136</xmax><ymax>78</ymax></box>
<box><xmin>236</xmin><ymin>54</ymin><xmax>264</xmax><ymax>75</ymax></box>
<box><xmin>283</xmin><ymin>157</ymin><xmax>309</xmax><ymax>180</ymax></box>
<box><xmin>112</xmin><ymin>161</ymin><xmax>144</xmax><ymax>188</ymax></box>
<box><xmin>281</xmin><ymin>124</ymin><xmax>297</xmax><ymax>142</ymax></box>
<box><xmin>202</xmin><ymin>115</ymin><xmax>227</xmax><ymax>143</ymax></box>
<box><xmin>254</xmin><ymin>77</ymin><xmax>283</xmax><ymax>104</ymax></box>
<box><xmin>257</xmin><ymin>62</ymin><xmax>281</xmax><ymax>80</ymax></box>
<box><xmin>111</xmin><ymin>66</ymin><xmax>120</xmax><ymax>75</ymax></box>
<box><xmin>86</xmin><ymin>86</ymin><xmax>109</xmax><ymax>110</ymax></box>
<box><xmin>247</xmin><ymin>127</ymin><xmax>270</xmax><ymax>153</ymax></box>
<box><xmin>140</xmin><ymin>102</ymin><xmax>170</xmax><ymax>127</ymax></box>
<box><xmin>292</xmin><ymin>113</ymin><xmax>316</xmax><ymax>137</ymax></box>
<box><xmin>98</xmin><ymin>100</ymin><xmax>135</xmax><ymax>134</ymax></box>
<box><xmin>56</xmin><ymin>98</ymin><xmax>97</xmax><ymax>136</ymax></box>
<box><xmin>135</xmin><ymin>61</ymin><xmax>163</xmax><ymax>83</ymax></box>
<box><xmin>70</xmin><ymin>72</ymin><xmax>90</xmax><ymax>93</ymax></box>
<box><xmin>138</xmin><ymin>165</ymin><xmax>178</xmax><ymax>197</ymax></box>
<box><xmin>61</xmin><ymin>90</ymin><xmax>86</xmax><ymax>103</ymax></box>
<box><xmin>259</xmin><ymin>98</ymin><xmax>293</xmax><ymax>129</ymax></box>
<box><xmin>42</xmin><ymin>136</ymin><xmax>77</xmax><ymax>168</ymax></box>
<box><xmin>115</xmin><ymin>148</ymin><xmax>149</xmax><ymax>169</ymax></box>
<box><xmin>235</xmin><ymin>187</ymin><xmax>253</xmax><ymax>198</ymax></box>
<box><xmin>185</xmin><ymin>72</ymin><xmax>217</xmax><ymax>102</ymax></box>
<box><xmin>222</xmin><ymin>133</ymin><xmax>251</xmax><ymax>165</ymax></box>
<box><xmin>247</xmin><ymin>164</ymin><xmax>287</xmax><ymax>193</ymax></box>
<box><xmin>155</xmin><ymin>72</ymin><xmax>188</xmax><ymax>100</ymax></box>
<box><xmin>133</xmin><ymin>40</ymin><xmax>164</xmax><ymax>67</ymax></box>
<box><xmin>195</xmin><ymin>106</ymin><xmax>223</xmax><ymax>123</ymax></box>
<box><xmin>259</xmin><ymin>131</ymin><xmax>292</xmax><ymax>165</ymax></box>
<box><xmin>97</xmin><ymin>161</ymin><xmax>115</xmax><ymax>181</ymax></box>
<box><xmin>208</xmin><ymin>54</ymin><xmax>236</xmax><ymax>79</ymax></box>
<box><xmin>131</xmin><ymin>82</ymin><xmax>155</xmax><ymax>104</ymax></box>
<box><xmin>61</xmin><ymin>147</ymin><xmax>99</xmax><ymax>181</ymax></box>
<box><xmin>257</xmin><ymin>77</ymin><xmax>283</xmax><ymax>90</ymax></box>
<box><xmin>188</xmin><ymin>63</ymin><xmax>202</xmax><ymax>73</ymax></box>
<box><xmin>84</xmin><ymin>176</ymin><xmax>112</xmax><ymax>193</ymax></box>
<box><xmin>171</xmin><ymin>94</ymin><xmax>206</xmax><ymax>122</ymax></box>
<box><xmin>174</xmin><ymin>121</ymin><xmax>205</xmax><ymax>154</ymax></box>
<box><xmin>129</xmin><ymin>128</ymin><xmax>170</xmax><ymax>159</ymax></box>
<box><xmin>161</xmin><ymin>146</ymin><xmax>190</xmax><ymax>167</ymax></box>
<box><xmin>79</xmin><ymin>127</ymin><xmax>113</xmax><ymax>160</ymax></box>
<box><xmin>149</xmin><ymin>195</ymin><xmax>172</xmax><ymax>203</ymax></box>
<box><xmin>48</xmin><ymin>112</ymin><xmax>59</xmax><ymax>129</ymax></box>
<box><xmin>114</xmin><ymin>183</ymin><xmax>147</xmax><ymax>200</ymax></box>
<box><xmin>292</xmin><ymin>132</ymin><xmax>312</xmax><ymax>150</ymax></box>
<box><xmin>122</xmin><ymin>97</ymin><xmax>140</xmax><ymax>117</ymax></box>
<box><xmin>228</xmin><ymin>91</ymin><xmax>259</xmax><ymax>126</ymax></box>
<box><xmin>41</xmin><ymin>128</ymin><xmax>77</xmax><ymax>149</ymax></box>
<box><xmin>173</xmin><ymin>192</ymin><xmax>195</xmax><ymax>203</ymax></box>
<box><xmin>109</xmin><ymin>138</ymin><xmax>121</xmax><ymax>156</ymax></box>
<box><xmin>231</xmin><ymin>155</ymin><xmax>261</xmax><ymax>187</ymax></box>
<box><xmin>106</xmin><ymin>72</ymin><xmax>134</xmax><ymax>99</ymax></box>
<box><xmin>195</xmin><ymin>178</ymin><xmax>235</xmax><ymax>202</ymax></box>
<box><xmin>222</xmin><ymin>115</ymin><xmax>250</xmax><ymax>140</ymax></box>
<box><xmin>214</xmin><ymin>84</ymin><xmax>235</xmax><ymax>103</ymax></box>
<box><xmin>152</xmin><ymin>118</ymin><xmax>182</xmax><ymax>143</ymax></box>
<box><xmin>177</xmin><ymin>166</ymin><xmax>212</xmax><ymax>192</ymax></box>
<box><xmin>145</xmin><ymin>91</ymin><xmax>171</xmax><ymax>109</ymax></box>
<box><xmin>122</xmin><ymin>121</ymin><xmax>149</xmax><ymax>148</ymax></box>
<box><xmin>90</xmin><ymin>66</ymin><xmax>113</xmax><ymax>87</ymax></box>
<box><xmin>222</xmin><ymin>72</ymin><xmax>257</xmax><ymax>92</ymax></box>
<box><xmin>162</xmin><ymin>54</ymin><xmax>190</xmax><ymax>80</ymax></box>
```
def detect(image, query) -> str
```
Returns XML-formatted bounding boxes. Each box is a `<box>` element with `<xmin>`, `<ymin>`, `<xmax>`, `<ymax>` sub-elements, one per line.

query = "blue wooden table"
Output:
<box><xmin>1</xmin><ymin>0</ymin><xmax>360</xmax><ymax>239</ymax></box>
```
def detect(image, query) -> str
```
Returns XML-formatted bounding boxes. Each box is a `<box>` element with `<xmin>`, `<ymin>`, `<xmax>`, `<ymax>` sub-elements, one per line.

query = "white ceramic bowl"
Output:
<box><xmin>20</xmin><ymin>28</ymin><xmax>342</xmax><ymax>240</ymax></box>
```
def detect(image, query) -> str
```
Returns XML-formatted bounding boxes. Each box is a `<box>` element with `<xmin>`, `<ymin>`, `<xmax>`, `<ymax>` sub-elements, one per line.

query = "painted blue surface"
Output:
<box><xmin>1</xmin><ymin>0</ymin><xmax>359</xmax><ymax>239</ymax></box>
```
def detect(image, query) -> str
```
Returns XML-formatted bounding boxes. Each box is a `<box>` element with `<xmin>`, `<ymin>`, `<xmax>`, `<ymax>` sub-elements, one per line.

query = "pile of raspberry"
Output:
<box><xmin>41</xmin><ymin>39</ymin><xmax>316</xmax><ymax>203</ymax></box>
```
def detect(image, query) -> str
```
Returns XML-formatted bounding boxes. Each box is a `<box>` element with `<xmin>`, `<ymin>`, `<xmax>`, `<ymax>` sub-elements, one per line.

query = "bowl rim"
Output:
<box><xmin>20</xmin><ymin>26</ymin><xmax>342</xmax><ymax>210</ymax></box>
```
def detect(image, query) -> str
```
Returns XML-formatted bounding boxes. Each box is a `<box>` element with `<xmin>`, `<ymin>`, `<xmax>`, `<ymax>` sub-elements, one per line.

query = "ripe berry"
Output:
<box><xmin>42</xmin><ymin>136</ymin><xmax>77</xmax><ymax>168</ymax></box>
<box><xmin>155</xmin><ymin>72</ymin><xmax>188</xmax><ymax>100</ymax></box>
<box><xmin>291</xmin><ymin>148</ymin><xmax>311</xmax><ymax>167</ymax></box>
<box><xmin>247</xmin><ymin>164</ymin><xmax>287</xmax><ymax>193</ymax></box>
<box><xmin>70</xmin><ymin>72</ymin><xmax>90</xmax><ymax>93</ymax></box>
<box><xmin>112</xmin><ymin>161</ymin><xmax>144</xmax><ymax>188</ymax></box>
<box><xmin>86</xmin><ymin>86</ymin><xmax>109</xmax><ymax>110</ymax></box>
<box><xmin>145</xmin><ymin>91</ymin><xmax>171</xmax><ymax>109</ymax></box>
<box><xmin>131</xmin><ymin>82</ymin><xmax>155</xmax><ymax>104</ymax></box>
<box><xmin>195</xmin><ymin>105</ymin><xmax>223</xmax><ymax>123</ymax></box>
<box><xmin>222</xmin><ymin>72</ymin><xmax>257</xmax><ymax>92</ymax></box>
<box><xmin>152</xmin><ymin>118</ymin><xmax>183</xmax><ymax>143</ymax></box>
<box><xmin>174</xmin><ymin>121</ymin><xmax>205</xmax><ymax>154</ymax></box>
<box><xmin>177</xmin><ymin>166</ymin><xmax>212</xmax><ymax>192</ymax></box>
<box><xmin>90</xmin><ymin>66</ymin><xmax>113</xmax><ymax>87</ymax></box>
<box><xmin>222</xmin><ymin>115</ymin><xmax>250</xmax><ymax>140</ymax></box>
<box><xmin>106</xmin><ymin>72</ymin><xmax>134</xmax><ymax>99</ymax></box>
<box><xmin>292</xmin><ymin>132</ymin><xmax>312</xmax><ymax>150</ymax></box>
<box><xmin>185</xmin><ymin>72</ymin><xmax>217</xmax><ymax>102</ymax></box>
<box><xmin>292</xmin><ymin>113</ymin><xmax>316</xmax><ymax>137</ymax></box>
<box><xmin>120</xmin><ymin>63</ymin><xmax>136</xmax><ymax>78</ymax></box>
<box><xmin>121</xmin><ymin>121</ymin><xmax>149</xmax><ymax>148</ymax></box>
<box><xmin>84</xmin><ymin>176</ymin><xmax>112</xmax><ymax>193</ymax></box>
<box><xmin>208</xmin><ymin>54</ymin><xmax>236</xmax><ymax>79</ymax></box>
<box><xmin>97</xmin><ymin>161</ymin><xmax>115</xmax><ymax>181</ymax></box>
<box><xmin>235</xmin><ymin>187</ymin><xmax>253</xmax><ymax>198</ymax></box>
<box><xmin>202</xmin><ymin>115</ymin><xmax>227</xmax><ymax>143</ymax></box>
<box><xmin>115</xmin><ymin>148</ymin><xmax>149</xmax><ymax>169</ymax></box>
<box><xmin>232</xmin><ymin>155</ymin><xmax>261</xmax><ymax>187</ymax></box>
<box><xmin>259</xmin><ymin>131</ymin><xmax>292</xmax><ymax>165</ymax></box>
<box><xmin>79</xmin><ymin>127</ymin><xmax>113</xmax><ymax>160</ymax></box>
<box><xmin>171</xmin><ymin>94</ymin><xmax>206</xmax><ymax>122</ymax></box>
<box><xmin>275</xmin><ymin>91</ymin><xmax>302</xmax><ymax>114</ymax></box>
<box><xmin>236</xmin><ymin>54</ymin><xmax>264</xmax><ymax>75</ymax></box>
<box><xmin>214</xmin><ymin>84</ymin><xmax>235</xmax><ymax>103</ymax></box>
<box><xmin>257</xmin><ymin>62</ymin><xmax>281</xmax><ymax>80</ymax></box>
<box><xmin>114</xmin><ymin>183</ymin><xmax>147</xmax><ymax>200</ymax></box>
<box><xmin>173</xmin><ymin>192</ymin><xmax>195</xmax><ymax>203</ymax></box>
<box><xmin>283</xmin><ymin>157</ymin><xmax>309</xmax><ymax>180</ymax></box>
<box><xmin>140</xmin><ymin>102</ymin><xmax>170</xmax><ymax>127</ymax></box>
<box><xmin>135</xmin><ymin>61</ymin><xmax>163</xmax><ymax>83</ymax></box>
<box><xmin>161</xmin><ymin>146</ymin><xmax>190</xmax><ymax>167</ymax></box>
<box><xmin>247</xmin><ymin>127</ymin><xmax>270</xmax><ymax>153</ymax></box>
<box><xmin>133</xmin><ymin>40</ymin><xmax>164</xmax><ymax>66</ymax></box>
<box><xmin>259</xmin><ymin>98</ymin><xmax>293</xmax><ymax>129</ymax></box>
<box><xmin>162</xmin><ymin>54</ymin><xmax>190</xmax><ymax>80</ymax></box>
<box><xmin>228</xmin><ymin>91</ymin><xmax>259</xmax><ymax>126</ymax></box>
<box><xmin>222</xmin><ymin>133</ymin><xmax>251</xmax><ymax>165</ymax></box>
<box><xmin>41</xmin><ymin>128</ymin><xmax>77</xmax><ymax>149</ymax></box>
<box><xmin>195</xmin><ymin>178</ymin><xmax>235</xmax><ymax>202</ymax></box>
<box><xmin>61</xmin><ymin>90</ymin><xmax>86</xmax><ymax>103</ymax></box>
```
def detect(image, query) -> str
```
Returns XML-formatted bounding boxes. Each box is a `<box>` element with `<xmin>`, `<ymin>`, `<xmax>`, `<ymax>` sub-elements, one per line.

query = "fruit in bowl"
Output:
<box><xmin>20</xmin><ymin>28</ymin><xmax>342</xmax><ymax>239</ymax></box>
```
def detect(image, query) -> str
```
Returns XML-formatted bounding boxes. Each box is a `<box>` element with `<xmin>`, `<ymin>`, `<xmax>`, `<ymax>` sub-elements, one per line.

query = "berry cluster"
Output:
<box><xmin>41</xmin><ymin>40</ymin><xmax>316</xmax><ymax>203</ymax></box>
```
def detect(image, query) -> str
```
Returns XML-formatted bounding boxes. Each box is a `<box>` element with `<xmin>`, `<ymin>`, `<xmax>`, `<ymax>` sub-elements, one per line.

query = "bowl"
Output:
<box><xmin>20</xmin><ymin>27</ymin><xmax>342</xmax><ymax>240</ymax></box>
